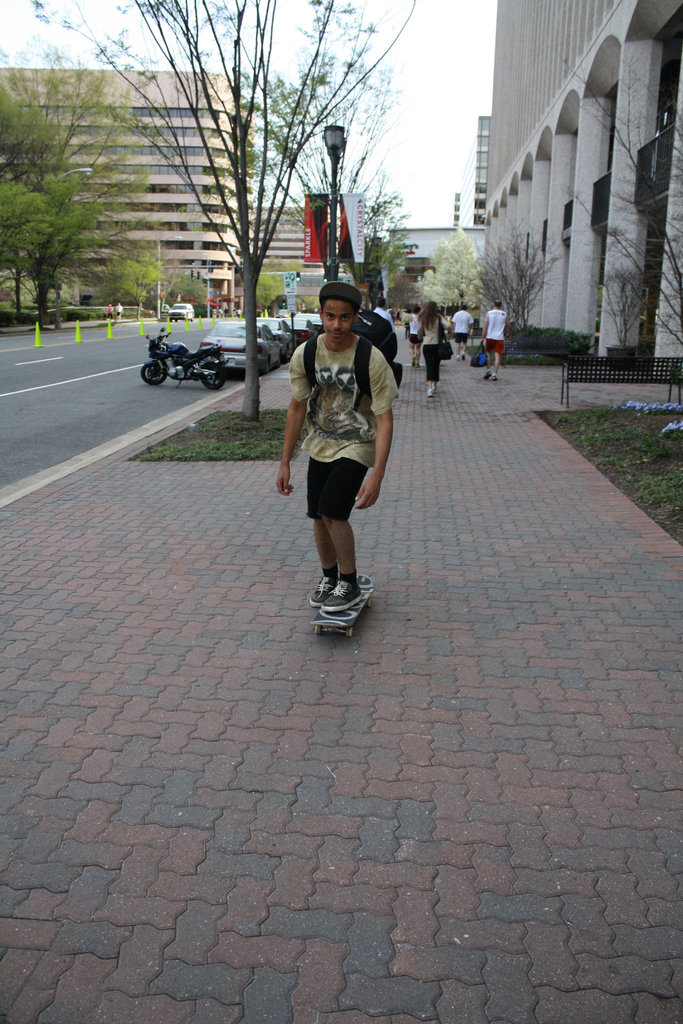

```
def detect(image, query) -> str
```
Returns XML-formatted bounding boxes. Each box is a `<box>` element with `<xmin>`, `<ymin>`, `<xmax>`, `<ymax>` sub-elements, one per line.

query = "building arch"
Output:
<box><xmin>535</xmin><ymin>126</ymin><xmax>553</xmax><ymax>161</ymax></box>
<box><xmin>556</xmin><ymin>90</ymin><xmax>580</xmax><ymax>135</ymax></box>
<box><xmin>509</xmin><ymin>171</ymin><xmax>520</xmax><ymax>196</ymax></box>
<box><xmin>626</xmin><ymin>0</ymin><xmax>683</xmax><ymax>41</ymax></box>
<box><xmin>585</xmin><ymin>35</ymin><xmax>621</xmax><ymax>97</ymax></box>
<box><xmin>521</xmin><ymin>152</ymin><xmax>534</xmax><ymax>181</ymax></box>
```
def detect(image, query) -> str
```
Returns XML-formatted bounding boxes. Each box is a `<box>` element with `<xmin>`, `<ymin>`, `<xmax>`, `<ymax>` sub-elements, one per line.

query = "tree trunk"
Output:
<box><xmin>14</xmin><ymin>272</ymin><xmax>21</xmax><ymax>315</ymax></box>
<box><xmin>241</xmin><ymin>260</ymin><xmax>260</xmax><ymax>421</ymax></box>
<box><xmin>36</xmin><ymin>279</ymin><xmax>49</xmax><ymax>328</ymax></box>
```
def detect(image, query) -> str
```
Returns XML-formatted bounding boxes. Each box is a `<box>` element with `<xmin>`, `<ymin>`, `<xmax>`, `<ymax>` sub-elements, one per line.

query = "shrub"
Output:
<box><xmin>524</xmin><ymin>325</ymin><xmax>593</xmax><ymax>354</ymax></box>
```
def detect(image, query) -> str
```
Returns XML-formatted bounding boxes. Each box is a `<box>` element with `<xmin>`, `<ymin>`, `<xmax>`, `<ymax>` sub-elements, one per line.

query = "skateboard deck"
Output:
<box><xmin>312</xmin><ymin>574</ymin><xmax>374</xmax><ymax>637</ymax></box>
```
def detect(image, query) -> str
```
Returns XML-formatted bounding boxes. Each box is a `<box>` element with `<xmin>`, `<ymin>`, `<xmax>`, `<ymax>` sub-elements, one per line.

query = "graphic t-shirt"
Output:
<box><xmin>289</xmin><ymin>335</ymin><xmax>399</xmax><ymax>468</ymax></box>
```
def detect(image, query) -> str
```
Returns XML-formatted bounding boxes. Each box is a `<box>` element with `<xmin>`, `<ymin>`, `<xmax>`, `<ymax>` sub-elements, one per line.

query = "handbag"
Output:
<box><xmin>436</xmin><ymin>319</ymin><xmax>453</xmax><ymax>360</ymax></box>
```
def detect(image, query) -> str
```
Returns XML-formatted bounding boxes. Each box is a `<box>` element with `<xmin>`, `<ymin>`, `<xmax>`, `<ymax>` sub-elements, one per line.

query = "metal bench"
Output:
<box><xmin>561</xmin><ymin>355</ymin><xmax>683</xmax><ymax>407</ymax></box>
<box><xmin>506</xmin><ymin>335</ymin><xmax>570</xmax><ymax>360</ymax></box>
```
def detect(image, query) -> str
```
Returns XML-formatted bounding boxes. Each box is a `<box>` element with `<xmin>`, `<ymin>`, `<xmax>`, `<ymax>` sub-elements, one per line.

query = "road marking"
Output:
<box><xmin>0</xmin><ymin>382</ymin><xmax>244</xmax><ymax>509</ymax></box>
<box><xmin>0</xmin><ymin>365</ymin><xmax>139</xmax><ymax>398</ymax></box>
<box><xmin>15</xmin><ymin>357</ymin><xmax>64</xmax><ymax>366</ymax></box>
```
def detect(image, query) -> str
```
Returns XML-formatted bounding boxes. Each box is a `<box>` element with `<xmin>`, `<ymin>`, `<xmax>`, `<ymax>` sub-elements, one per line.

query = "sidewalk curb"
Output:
<box><xmin>0</xmin><ymin>381</ymin><xmax>244</xmax><ymax>510</ymax></box>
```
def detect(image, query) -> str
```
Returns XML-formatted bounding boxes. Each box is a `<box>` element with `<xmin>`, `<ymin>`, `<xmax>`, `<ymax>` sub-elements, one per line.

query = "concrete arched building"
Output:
<box><xmin>485</xmin><ymin>0</ymin><xmax>683</xmax><ymax>354</ymax></box>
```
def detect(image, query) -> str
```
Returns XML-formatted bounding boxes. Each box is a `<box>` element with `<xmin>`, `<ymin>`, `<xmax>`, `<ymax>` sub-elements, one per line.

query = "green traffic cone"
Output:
<box><xmin>166</xmin><ymin>317</ymin><xmax>171</xmax><ymax>333</ymax></box>
<box><xmin>198</xmin><ymin>316</ymin><xmax>203</xmax><ymax>330</ymax></box>
<box><xmin>75</xmin><ymin>321</ymin><xmax>82</xmax><ymax>343</ymax></box>
<box><xmin>34</xmin><ymin>322</ymin><xmax>42</xmax><ymax>348</ymax></box>
<box><xmin>139</xmin><ymin>318</ymin><xmax>145</xmax><ymax>335</ymax></box>
<box><xmin>184</xmin><ymin>316</ymin><xmax>190</xmax><ymax>331</ymax></box>
<box><xmin>107</xmin><ymin>319</ymin><xmax>113</xmax><ymax>339</ymax></box>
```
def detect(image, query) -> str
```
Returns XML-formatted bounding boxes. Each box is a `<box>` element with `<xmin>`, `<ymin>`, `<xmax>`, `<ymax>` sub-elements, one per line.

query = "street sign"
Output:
<box><xmin>284</xmin><ymin>271</ymin><xmax>298</xmax><ymax>295</ymax></box>
<box><xmin>287</xmin><ymin>294</ymin><xmax>297</xmax><ymax>313</ymax></box>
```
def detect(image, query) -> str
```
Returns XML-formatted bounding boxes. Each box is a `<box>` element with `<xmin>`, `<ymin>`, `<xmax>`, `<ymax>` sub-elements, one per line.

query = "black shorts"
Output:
<box><xmin>307</xmin><ymin>457</ymin><xmax>368</xmax><ymax>521</ymax></box>
<box><xmin>455</xmin><ymin>333</ymin><xmax>468</xmax><ymax>343</ymax></box>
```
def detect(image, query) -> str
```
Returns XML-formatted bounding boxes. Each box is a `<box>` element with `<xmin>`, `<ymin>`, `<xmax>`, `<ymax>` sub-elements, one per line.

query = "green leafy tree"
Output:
<box><xmin>0</xmin><ymin>60</ymin><xmax>149</xmax><ymax>324</ymax></box>
<box><xmin>0</xmin><ymin>180</ymin><xmax>48</xmax><ymax>312</ymax></box>
<box><xmin>118</xmin><ymin>248</ymin><xmax>161</xmax><ymax>318</ymax></box>
<box><xmin>419</xmin><ymin>230</ymin><xmax>481</xmax><ymax>312</ymax></box>
<box><xmin>256</xmin><ymin>272</ymin><xmax>285</xmax><ymax>314</ymax></box>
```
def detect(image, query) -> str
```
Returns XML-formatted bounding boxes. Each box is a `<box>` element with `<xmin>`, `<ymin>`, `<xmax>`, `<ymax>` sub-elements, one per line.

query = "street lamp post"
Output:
<box><xmin>324</xmin><ymin>125</ymin><xmax>345</xmax><ymax>283</ymax></box>
<box><xmin>54</xmin><ymin>167</ymin><xmax>92</xmax><ymax>330</ymax></box>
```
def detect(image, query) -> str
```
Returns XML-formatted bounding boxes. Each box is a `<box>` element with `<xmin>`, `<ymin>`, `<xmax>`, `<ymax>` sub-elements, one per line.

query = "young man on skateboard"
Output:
<box><xmin>277</xmin><ymin>282</ymin><xmax>399</xmax><ymax>612</ymax></box>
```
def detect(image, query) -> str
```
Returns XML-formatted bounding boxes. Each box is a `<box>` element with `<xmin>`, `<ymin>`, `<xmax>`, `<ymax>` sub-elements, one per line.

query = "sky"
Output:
<box><xmin>5</xmin><ymin>0</ymin><xmax>498</xmax><ymax>227</ymax></box>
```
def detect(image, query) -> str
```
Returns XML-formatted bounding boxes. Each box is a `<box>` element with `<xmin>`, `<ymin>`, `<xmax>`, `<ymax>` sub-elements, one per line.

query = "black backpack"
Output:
<box><xmin>302</xmin><ymin>310</ymin><xmax>403</xmax><ymax>406</ymax></box>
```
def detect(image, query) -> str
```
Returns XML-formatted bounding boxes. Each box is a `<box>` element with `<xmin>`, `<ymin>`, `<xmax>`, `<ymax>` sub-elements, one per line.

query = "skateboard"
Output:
<box><xmin>312</xmin><ymin>574</ymin><xmax>374</xmax><ymax>637</ymax></box>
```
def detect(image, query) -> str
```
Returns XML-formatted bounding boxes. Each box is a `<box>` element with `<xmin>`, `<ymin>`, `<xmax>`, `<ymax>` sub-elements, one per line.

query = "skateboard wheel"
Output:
<box><xmin>315</xmin><ymin>625</ymin><xmax>322</xmax><ymax>635</ymax></box>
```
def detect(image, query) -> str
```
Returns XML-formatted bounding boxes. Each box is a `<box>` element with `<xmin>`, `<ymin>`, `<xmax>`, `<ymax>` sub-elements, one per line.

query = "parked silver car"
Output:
<box><xmin>257</xmin><ymin>317</ymin><xmax>295</xmax><ymax>362</ymax></box>
<box><xmin>199</xmin><ymin>321</ymin><xmax>281</xmax><ymax>374</ymax></box>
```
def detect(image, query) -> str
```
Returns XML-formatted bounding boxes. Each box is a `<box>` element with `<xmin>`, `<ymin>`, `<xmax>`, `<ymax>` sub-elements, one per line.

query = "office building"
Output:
<box><xmin>459</xmin><ymin>116</ymin><xmax>490</xmax><ymax>228</ymax></box>
<box><xmin>1</xmin><ymin>67</ymin><xmax>237</xmax><ymax>312</ymax></box>
<box><xmin>485</xmin><ymin>0</ymin><xmax>683</xmax><ymax>354</ymax></box>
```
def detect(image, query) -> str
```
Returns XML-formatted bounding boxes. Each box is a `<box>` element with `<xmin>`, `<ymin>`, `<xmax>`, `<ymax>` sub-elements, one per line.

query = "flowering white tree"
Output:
<box><xmin>419</xmin><ymin>229</ymin><xmax>481</xmax><ymax>310</ymax></box>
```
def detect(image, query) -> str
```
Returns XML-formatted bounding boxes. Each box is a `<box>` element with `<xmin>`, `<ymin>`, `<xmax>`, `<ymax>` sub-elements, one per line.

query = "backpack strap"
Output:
<box><xmin>353</xmin><ymin>337</ymin><xmax>372</xmax><ymax>410</ymax></box>
<box><xmin>303</xmin><ymin>336</ymin><xmax>317</xmax><ymax>388</ymax></box>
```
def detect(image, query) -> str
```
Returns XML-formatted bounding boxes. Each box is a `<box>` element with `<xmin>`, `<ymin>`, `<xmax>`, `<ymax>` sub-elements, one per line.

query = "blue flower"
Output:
<box><xmin>660</xmin><ymin>420</ymin><xmax>683</xmax><ymax>437</ymax></box>
<box><xmin>613</xmin><ymin>401</ymin><xmax>683</xmax><ymax>415</ymax></box>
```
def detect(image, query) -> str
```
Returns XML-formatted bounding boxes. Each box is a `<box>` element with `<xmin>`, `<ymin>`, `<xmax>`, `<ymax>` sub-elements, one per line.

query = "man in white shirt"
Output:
<box><xmin>373</xmin><ymin>296</ymin><xmax>394</xmax><ymax>327</ymax></box>
<box><xmin>452</xmin><ymin>305</ymin><xmax>473</xmax><ymax>361</ymax></box>
<box><xmin>481</xmin><ymin>300</ymin><xmax>510</xmax><ymax>381</ymax></box>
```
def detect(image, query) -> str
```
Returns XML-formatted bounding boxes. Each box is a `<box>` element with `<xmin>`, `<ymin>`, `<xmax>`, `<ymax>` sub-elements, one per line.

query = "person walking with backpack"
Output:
<box><xmin>418</xmin><ymin>301</ymin><xmax>451</xmax><ymax>398</ymax></box>
<box><xmin>277</xmin><ymin>282</ymin><xmax>399</xmax><ymax>612</ymax></box>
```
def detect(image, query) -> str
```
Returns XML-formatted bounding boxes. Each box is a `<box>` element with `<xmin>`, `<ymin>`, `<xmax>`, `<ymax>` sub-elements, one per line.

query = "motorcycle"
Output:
<box><xmin>140</xmin><ymin>329</ymin><xmax>227</xmax><ymax>390</ymax></box>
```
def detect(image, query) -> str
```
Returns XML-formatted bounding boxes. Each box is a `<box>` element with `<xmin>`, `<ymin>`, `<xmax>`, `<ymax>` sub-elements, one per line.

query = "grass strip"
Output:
<box><xmin>133</xmin><ymin>409</ymin><xmax>294</xmax><ymax>462</ymax></box>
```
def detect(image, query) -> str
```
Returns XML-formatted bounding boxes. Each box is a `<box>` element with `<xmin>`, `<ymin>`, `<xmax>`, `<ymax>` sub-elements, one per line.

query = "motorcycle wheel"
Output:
<box><xmin>141</xmin><ymin>361</ymin><xmax>167</xmax><ymax>385</ymax></box>
<box><xmin>199</xmin><ymin>361</ymin><xmax>227</xmax><ymax>390</ymax></box>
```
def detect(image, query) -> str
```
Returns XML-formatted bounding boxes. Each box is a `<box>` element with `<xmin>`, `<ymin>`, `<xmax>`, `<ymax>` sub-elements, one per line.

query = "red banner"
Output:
<box><xmin>304</xmin><ymin>193</ymin><xmax>329</xmax><ymax>263</ymax></box>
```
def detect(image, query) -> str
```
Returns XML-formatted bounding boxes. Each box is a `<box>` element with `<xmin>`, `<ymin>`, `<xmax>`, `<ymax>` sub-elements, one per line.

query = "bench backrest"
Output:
<box><xmin>565</xmin><ymin>356</ymin><xmax>683</xmax><ymax>383</ymax></box>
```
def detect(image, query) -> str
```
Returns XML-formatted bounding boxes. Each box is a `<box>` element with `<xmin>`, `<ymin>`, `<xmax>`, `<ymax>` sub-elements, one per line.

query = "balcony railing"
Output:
<box><xmin>562</xmin><ymin>199</ymin><xmax>573</xmax><ymax>243</ymax></box>
<box><xmin>591</xmin><ymin>171</ymin><xmax>611</xmax><ymax>228</ymax></box>
<box><xmin>636</xmin><ymin>124</ymin><xmax>674</xmax><ymax>205</ymax></box>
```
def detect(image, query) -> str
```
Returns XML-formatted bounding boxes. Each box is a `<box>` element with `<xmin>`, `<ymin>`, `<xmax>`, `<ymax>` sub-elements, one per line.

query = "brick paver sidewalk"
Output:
<box><xmin>1</xmin><ymin>347</ymin><xmax>681</xmax><ymax>1023</ymax></box>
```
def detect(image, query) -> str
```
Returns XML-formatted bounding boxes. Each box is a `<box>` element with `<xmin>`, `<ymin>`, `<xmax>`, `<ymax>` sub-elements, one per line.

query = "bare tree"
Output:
<box><xmin>46</xmin><ymin>0</ymin><xmax>414</xmax><ymax>419</ymax></box>
<box><xmin>480</xmin><ymin>228</ymin><xmax>553</xmax><ymax>330</ymax></box>
<box><xmin>602</xmin><ymin>265</ymin><xmax>643</xmax><ymax>348</ymax></box>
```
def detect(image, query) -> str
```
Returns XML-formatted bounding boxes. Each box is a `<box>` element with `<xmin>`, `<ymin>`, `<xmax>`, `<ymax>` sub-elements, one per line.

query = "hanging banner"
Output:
<box><xmin>304</xmin><ymin>193</ymin><xmax>329</xmax><ymax>264</ymax></box>
<box><xmin>339</xmin><ymin>193</ymin><xmax>365</xmax><ymax>263</ymax></box>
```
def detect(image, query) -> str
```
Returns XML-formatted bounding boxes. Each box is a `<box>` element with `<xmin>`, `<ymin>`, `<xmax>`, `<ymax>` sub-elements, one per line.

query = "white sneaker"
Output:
<box><xmin>427</xmin><ymin>386</ymin><xmax>434</xmax><ymax>397</ymax></box>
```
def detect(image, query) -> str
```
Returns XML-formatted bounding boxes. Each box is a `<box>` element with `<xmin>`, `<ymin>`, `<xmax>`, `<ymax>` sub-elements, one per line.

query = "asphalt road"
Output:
<box><xmin>0</xmin><ymin>320</ymin><xmax>250</xmax><ymax>490</ymax></box>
